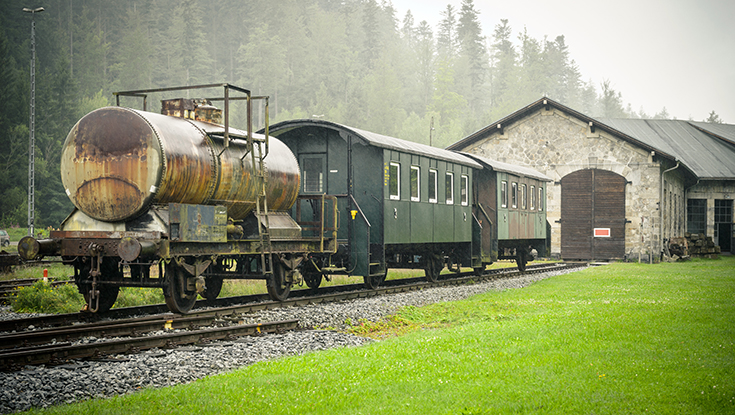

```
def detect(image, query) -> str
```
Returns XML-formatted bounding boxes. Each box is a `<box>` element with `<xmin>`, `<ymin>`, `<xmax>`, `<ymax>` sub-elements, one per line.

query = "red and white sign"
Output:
<box><xmin>594</xmin><ymin>228</ymin><xmax>611</xmax><ymax>238</ymax></box>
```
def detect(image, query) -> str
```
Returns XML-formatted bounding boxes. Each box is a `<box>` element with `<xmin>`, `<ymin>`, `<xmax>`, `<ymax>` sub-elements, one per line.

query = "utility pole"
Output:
<box><xmin>23</xmin><ymin>6</ymin><xmax>44</xmax><ymax>236</ymax></box>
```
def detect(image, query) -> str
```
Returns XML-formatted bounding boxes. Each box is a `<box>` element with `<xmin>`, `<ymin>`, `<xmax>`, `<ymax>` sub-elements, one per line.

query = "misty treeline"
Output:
<box><xmin>0</xmin><ymin>0</ymin><xmax>724</xmax><ymax>228</ymax></box>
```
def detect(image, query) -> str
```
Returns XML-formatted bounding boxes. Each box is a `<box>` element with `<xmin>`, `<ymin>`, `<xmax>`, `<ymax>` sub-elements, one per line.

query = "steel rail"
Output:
<box><xmin>0</xmin><ymin>319</ymin><xmax>297</xmax><ymax>370</ymax></box>
<box><xmin>0</xmin><ymin>262</ymin><xmax>580</xmax><ymax>333</ymax></box>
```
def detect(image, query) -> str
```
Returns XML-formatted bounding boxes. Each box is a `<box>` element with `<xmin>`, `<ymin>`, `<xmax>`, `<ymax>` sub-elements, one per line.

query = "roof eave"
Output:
<box><xmin>446</xmin><ymin>97</ymin><xmax>678</xmax><ymax>162</ymax></box>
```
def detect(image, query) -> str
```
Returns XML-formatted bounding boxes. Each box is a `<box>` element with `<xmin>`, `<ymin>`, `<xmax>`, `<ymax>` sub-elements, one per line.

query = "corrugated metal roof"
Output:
<box><xmin>689</xmin><ymin>121</ymin><xmax>735</xmax><ymax>146</ymax></box>
<box><xmin>597</xmin><ymin>119</ymin><xmax>735</xmax><ymax>180</ymax></box>
<box><xmin>461</xmin><ymin>153</ymin><xmax>552</xmax><ymax>182</ymax></box>
<box><xmin>267</xmin><ymin>119</ymin><xmax>482</xmax><ymax>169</ymax></box>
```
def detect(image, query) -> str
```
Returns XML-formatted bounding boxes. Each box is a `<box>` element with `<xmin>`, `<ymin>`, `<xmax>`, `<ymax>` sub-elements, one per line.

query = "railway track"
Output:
<box><xmin>0</xmin><ymin>261</ymin><xmax>584</xmax><ymax>370</ymax></box>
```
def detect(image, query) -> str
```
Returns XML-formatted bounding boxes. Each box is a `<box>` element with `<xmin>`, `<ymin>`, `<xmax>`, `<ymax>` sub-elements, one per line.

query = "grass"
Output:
<box><xmin>20</xmin><ymin>256</ymin><xmax>735</xmax><ymax>414</ymax></box>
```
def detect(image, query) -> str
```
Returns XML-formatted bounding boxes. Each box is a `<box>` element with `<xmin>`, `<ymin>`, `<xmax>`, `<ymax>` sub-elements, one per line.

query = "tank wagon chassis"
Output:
<box><xmin>18</xmin><ymin>83</ymin><xmax>341</xmax><ymax>314</ymax></box>
<box><xmin>21</xmin><ymin>200</ymin><xmax>338</xmax><ymax>314</ymax></box>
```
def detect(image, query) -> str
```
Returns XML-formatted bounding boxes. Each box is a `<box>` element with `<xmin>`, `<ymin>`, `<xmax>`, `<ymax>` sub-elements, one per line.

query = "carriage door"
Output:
<box><xmin>561</xmin><ymin>169</ymin><xmax>626</xmax><ymax>260</ymax></box>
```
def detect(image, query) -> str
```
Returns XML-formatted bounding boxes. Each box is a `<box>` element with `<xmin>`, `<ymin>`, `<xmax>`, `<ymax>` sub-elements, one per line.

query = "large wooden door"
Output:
<box><xmin>561</xmin><ymin>169</ymin><xmax>626</xmax><ymax>260</ymax></box>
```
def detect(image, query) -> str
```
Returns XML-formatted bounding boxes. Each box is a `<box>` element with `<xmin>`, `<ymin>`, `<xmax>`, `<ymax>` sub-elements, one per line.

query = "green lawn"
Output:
<box><xmin>26</xmin><ymin>257</ymin><xmax>735</xmax><ymax>414</ymax></box>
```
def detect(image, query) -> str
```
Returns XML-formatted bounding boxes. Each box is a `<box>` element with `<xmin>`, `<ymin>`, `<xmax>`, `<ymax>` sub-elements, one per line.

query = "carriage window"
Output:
<box><xmin>521</xmin><ymin>184</ymin><xmax>527</xmax><ymax>209</ymax></box>
<box><xmin>389</xmin><ymin>162</ymin><xmax>400</xmax><ymax>200</ymax></box>
<box><xmin>538</xmin><ymin>187</ymin><xmax>544</xmax><ymax>211</ymax></box>
<box><xmin>410</xmin><ymin>166</ymin><xmax>420</xmax><ymax>201</ymax></box>
<box><xmin>428</xmin><ymin>169</ymin><xmax>438</xmax><ymax>203</ymax></box>
<box><xmin>511</xmin><ymin>182</ymin><xmax>518</xmax><ymax>208</ymax></box>
<box><xmin>501</xmin><ymin>181</ymin><xmax>507</xmax><ymax>208</ymax></box>
<box><xmin>461</xmin><ymin>175</ymin><xmax>469</xmax><ymax>206</ymax></box>
<box><xmin>445</xmin><ymin>172</ymin><xmax>454</xmax><ymax>204</ymax></box>
<box><xmin>530</xmin><ymin>185</ymin><xmax>536</xmax><ymax>210</ymax></box>
<box><xmin>302</xmin><ymin>156</ymin><xmax>324</xmax><ymax>193</ymax></box>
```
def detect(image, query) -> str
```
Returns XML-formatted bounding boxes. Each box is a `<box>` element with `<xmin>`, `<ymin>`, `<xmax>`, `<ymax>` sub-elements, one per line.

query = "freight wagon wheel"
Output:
<box><xmin>78</xmin><ymin>259</ymin><xmax>121</xmax><ymax>313</ymax></box>
<box><xmin>363</xmin><ymin>271</ymin><xmax>386</xmax><ymax>290</ymax></box>
<box><xmin>304</xmin><ymin>272</ymin><xmax>322</xmax><ymax>290</ymax></box>
<box><xmin>202</xmin><ymin>262</ymin><xmax>224</xmax><ymax>304</ymax></box>
<box><xmin>424</xmin><ymin>254</ymin><xmax>443</xmax><ymax>283</ymax></box>
<box><xmin>302</xmin><ymin>260</ymin><xmax>322</xmax><ymax>290</ymax></box>
<box><xmin>266</xmin><ymin>259</ymin><xmax>291</xmax><ymax>301</ymax></box>
<box><xmin>164</xmin><ymin>262</ymin><xmax>198</xmax><ymax>314</ymax></box>
<box><xmin>202</xmin><ymin>276</ymin><xmax>223</xmax><ymax>304</ymax></box>
<box><xmin>516</xmin><ymin>250</ymin><xmax>528</xmax><ymax>272</ymax></box>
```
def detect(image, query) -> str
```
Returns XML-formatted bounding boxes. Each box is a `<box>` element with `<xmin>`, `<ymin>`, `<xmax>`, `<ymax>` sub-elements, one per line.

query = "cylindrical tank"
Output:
<box><xmin>61</xmin><ymin>106</ymin><xmax>300</xmax><ymax>222</ymax></box>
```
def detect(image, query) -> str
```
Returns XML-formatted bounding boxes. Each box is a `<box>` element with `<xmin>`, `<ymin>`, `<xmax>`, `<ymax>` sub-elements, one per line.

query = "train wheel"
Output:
<box><xmin>304</xmin><ymin>272</ymin><xmax>322</xmax><ymax>290</ymax></box>
<box><xmin>79</xmin><ymin>259</ymin><xmax>121</xmax><ymax>313</ymax></box>
<box><xmin>202</xmin><ymin>276</ymin><xmax>223</xmax><ymax>304</ymax></box>
<box><xmin>302</xmin><ymin>260</ymin><xmax>322</xmax><ymax>290</ymax></box>
<box><xmin>164</xmin><ymin>262</ymin><xmax>197</xmax><ymax>314</ymax></box>
<box><xmin>202</xmin><ymin>262</ymin><xmax>224</xmax><ymax>304</ymax></box>
<box><xmin>363</xmin><ymin>271</ymin><xmax>386</xmax><ymax>290</ymax></box>
<box><xmin>516</xmin><ymin>250</ymin><xmax>528</xmax><ymax>272</ymax></box>
<box><xmin>266</xmin><ymin>260</ymin><xmax>291</xmax><ymax>301</ymax></box>
<box><xmin>424</xmin><ymin>254</ymin><xmax>443</xmax><ymax>283</ymax></box>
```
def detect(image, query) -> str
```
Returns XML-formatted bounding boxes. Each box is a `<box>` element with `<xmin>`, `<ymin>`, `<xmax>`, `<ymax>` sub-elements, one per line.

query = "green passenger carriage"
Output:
<box><xmin>269</xmin><ymin>120</ymin><xmax>551</xmax><ymax>288</ymax></box>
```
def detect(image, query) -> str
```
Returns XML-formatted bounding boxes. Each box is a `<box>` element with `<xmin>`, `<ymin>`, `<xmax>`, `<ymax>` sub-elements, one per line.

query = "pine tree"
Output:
<box><xmin>456</xmin><ymin>0</ymin><xmax>488</xmax><ymax>114</ymax></box>
<box><xmin>437</xmin><ymin>5</ymin><xmax>458</xmax><ymax>60</ymax></box>
<box><xmin>705</xmin><ymin>110</ymin><xmax>723</xmax><ymax>123</ymax></box>
<box><xmin>489</xmin><ymin>19</ymin><xmax>517</xmax><ymax>110</ymax></box>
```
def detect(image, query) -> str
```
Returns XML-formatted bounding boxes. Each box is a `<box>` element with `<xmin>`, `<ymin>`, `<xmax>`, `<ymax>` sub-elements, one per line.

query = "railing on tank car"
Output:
<box><xmin>294</xmin><ymin>195</ymin><xmax>339</xmax><ymax>252</ymax></box>
<box><xmin>113</xmin><ymin>83</ymin><xmax>270</xmax><ymax>155</ymax></box>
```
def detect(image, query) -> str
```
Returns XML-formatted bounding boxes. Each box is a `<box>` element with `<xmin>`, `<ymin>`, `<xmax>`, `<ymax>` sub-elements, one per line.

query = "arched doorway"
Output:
<box><xmin>561</xmin><ymin>169</ymin><xmax>627</xmax><ymax>260</ymax></box>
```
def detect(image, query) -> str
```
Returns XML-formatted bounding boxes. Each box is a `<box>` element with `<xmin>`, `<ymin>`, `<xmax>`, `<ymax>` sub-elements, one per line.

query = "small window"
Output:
<box><xmin>460</xmin><ymin>175</ymin><xmax>469</xmax><ymax>206</ymax></box>
<box><xmin>389</xmin><ymin>162</ymin><xmax>400</xmax><ymax>200</ymax></box>
<box><xmin>445</xmin><ymin>172</ymin><xmax>454</xmax><ymax>205</ymax></box>
<box><xmin>687</xmin><ymin>199</ymin><xmax>706</xmax><ymax>234</ymax></box>
<box><xmin>521</xmin><ymin>184</ymin><xmax>527</xmax><ymax>209</ymax></box>
<box><xmin>428</xmin><ymin>169</ymin><xmax>438</xmax><ymax>203</ymax></box>
<box><xmin>538</xmin><ymin>187</ymin><xmax>544</xmax><ymax>211</ymax></box>
<box><xmin>302</xmin><ymin>156</ymin><xmax>324</xmax><ymax>193</ymax></box>
<box><xmin>410</xmin><ymin>166</ymin><xmax>420</xmax><ymax>202</ymax></box>
<box><xmin>511</xmin><ymin>182</ymin><xmax>518</xmax><ymax>208</ymax></box>
<box><xmin>501</xmin><ymin>181</ymin><xmax>508</xmax><ymax>208</ymax></box>
<box><xmin>530</xmin><ymin>185</ymin><xmax>536</xmax><ymax>210</ymax></box>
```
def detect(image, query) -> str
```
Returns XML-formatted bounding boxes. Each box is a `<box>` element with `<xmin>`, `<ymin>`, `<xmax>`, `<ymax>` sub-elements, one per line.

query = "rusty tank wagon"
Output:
<box><xmin>18</xmin><ymin>84</ymin><xmax>338</xmax><ymax>313</ymax></box>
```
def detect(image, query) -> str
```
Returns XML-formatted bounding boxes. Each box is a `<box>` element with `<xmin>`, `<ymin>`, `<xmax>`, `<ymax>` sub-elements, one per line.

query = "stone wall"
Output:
<box><xmin>462</xmin><ymin>107</ymin><xmax>680</xmax><ymax>260</ymax></box>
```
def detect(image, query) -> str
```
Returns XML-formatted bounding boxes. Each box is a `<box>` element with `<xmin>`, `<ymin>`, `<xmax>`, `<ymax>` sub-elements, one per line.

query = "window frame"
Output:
<box><xmin>687</xmin><ymin>199</ymin><xmax>707</xmax><ymax>234</ymax></box>
<box><xmin>389</xmin><ymin>162</ymin><xmax>400</xmax><ymax>200</ymax></box>
<box><xmin>501</xmin><ymin>181</ymin><xmax>508</xmax><ymax>208</ymax></box>
<box><xmin>301</xmin><ymin>155</ymin><xmax>325</xmax><ymax>194</ymax></box>
<box><xmin>460</xmin><ymin>175</ymin><xmax>469</xmax><ymax>206</ymax></box>
<box><xmin>530</xmin><ymin>185</ymin><xmax>536</xmax><ymax>210</ymax></box>
<box><xmin>511</xmin><ymin>182</ymin><xmax>518</xmax><ymax>209</ymax></box>
<box><xmin>428</xmin><ymin>169</ymin><xmax>438</xmax><ymax>203</ymax></box>
<box><xmin>410</xmin><ymin>165</ymin><xmax>420</xmax><ymax>202</ymax></box>
<box><xmin>538</xmin><ymin>187</ymin><xmax>544</xmax><ymax>211</ymax></box>
<box><xmin>445</xmin><ymin>172</ymin><xmax>454</xmax><ymax>205</ymax></box>
<box><xmin>521</xmin><ymin>183</ymin><xmax>527</xmax><ymax>209</ymax></box>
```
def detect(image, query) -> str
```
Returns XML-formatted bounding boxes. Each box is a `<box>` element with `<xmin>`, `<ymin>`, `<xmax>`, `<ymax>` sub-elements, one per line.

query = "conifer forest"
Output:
<box><xmin>0</xmin><ymin>0</ymin><xmax>684</xmax><ymax>229</ymax></box>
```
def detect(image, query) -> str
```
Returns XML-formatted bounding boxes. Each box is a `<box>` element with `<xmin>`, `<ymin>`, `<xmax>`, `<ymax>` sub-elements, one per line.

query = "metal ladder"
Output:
<box><xmin>252</xmin><ymin>137</ymin><xmax>272</xmax><ymax>276</ymax></box>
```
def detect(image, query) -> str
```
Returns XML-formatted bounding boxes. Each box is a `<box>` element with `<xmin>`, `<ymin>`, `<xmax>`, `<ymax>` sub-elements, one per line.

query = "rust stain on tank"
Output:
<box><xmin>74</xmin><ymin>108</ymin><xmax>150</xmax><ymax>161</ymax></box>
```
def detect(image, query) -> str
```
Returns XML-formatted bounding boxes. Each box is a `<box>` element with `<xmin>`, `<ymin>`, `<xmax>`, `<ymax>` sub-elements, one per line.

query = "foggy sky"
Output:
<box><xmin>392</xmin><ymin>0</ymin><xmax>735</xmax><ymax>123</ymax></box>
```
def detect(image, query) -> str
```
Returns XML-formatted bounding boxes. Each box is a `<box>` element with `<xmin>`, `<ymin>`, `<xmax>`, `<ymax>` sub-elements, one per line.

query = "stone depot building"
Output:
<box><xmin>448</xmin><ymin>98</ymin><xmax>735</xmax><ymax>261</ymax></box>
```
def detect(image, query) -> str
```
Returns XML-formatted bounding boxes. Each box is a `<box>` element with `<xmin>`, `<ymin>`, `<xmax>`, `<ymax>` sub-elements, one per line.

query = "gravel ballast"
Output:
<box><xmin>0</xmin><ymin>267</ymin><xmax>580</xmax><ymax>413</ymax></box>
